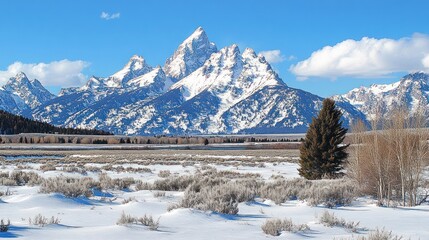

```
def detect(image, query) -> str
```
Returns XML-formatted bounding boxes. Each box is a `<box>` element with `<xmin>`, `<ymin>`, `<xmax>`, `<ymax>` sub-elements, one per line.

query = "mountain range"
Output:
<box><xmin>0</xmin><ymin>27</ymin><xmax>427</xmax><ymax>135</ymax></box>
<box><xmin>333</xmin><ymin>72</ymin><xmax>429</xmax><ymax>120</ymax></box>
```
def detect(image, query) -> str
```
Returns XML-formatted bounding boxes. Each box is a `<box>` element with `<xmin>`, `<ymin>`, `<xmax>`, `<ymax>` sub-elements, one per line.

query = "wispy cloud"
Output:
<box><xmin>290</xmin><ymin>33</ymin><xmax>429</xmax><ymax>80</ymax></box>
<box><xmin>0</xmin><ymin>60</ymin><xmax>90</xmax><ymax>87</ymax></box>
<box><xmin>259</xmin><ymin>50</ymin><xmax>285</xmax><ymax>64</ymax></box>
<box><xmin>100</xmin><ymin>11</ymin><xmax>120</xmax><ymax>20</ymax></box>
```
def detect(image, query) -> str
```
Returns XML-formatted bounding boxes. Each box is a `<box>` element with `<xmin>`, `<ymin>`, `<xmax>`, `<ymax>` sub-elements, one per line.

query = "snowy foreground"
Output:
<box><xmin>0</xmin><ymin>149</ymin><xmax>428</xmax><ymax>239</ymax></box>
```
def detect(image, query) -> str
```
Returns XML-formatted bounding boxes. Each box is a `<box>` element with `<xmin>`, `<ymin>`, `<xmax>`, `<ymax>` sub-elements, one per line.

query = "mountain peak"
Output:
<box><xmin>15</xmin><ymin>71</ymin><xmax>28</xmax><ymax>80</ymax></box>
<box><xmin>130</xmin><ymin>54</ymin><xmax>144</xmax><ymax>62</ymax></box>
<box><xmin>3</xmin><ymin>72</ymin><xmax>55</xmax><ymax>111</ymax></box>
<box><xmin>7</xmin><ymin>72</ymin><xmax>31</xmax><ymax>86</ymax></box>
<box><xmin>108</xmin><ymin>55</ymin><xmax>153</xmax><ymax>87</ymax></box>
<box><xmin>229</xmin><ymin>44</ymin><xmax>240</xmax><ymax>52</ymax></box>
<box><xmin>401</xmin><ymin>71</ymin><xmax>429</xmax><ymax>82</ymax></box>
<box><xmin>243</xmin><ymin>48</ymin><xmax>256</xmax><ymax>57</ymax></box>
<box><xmin>183</xmin><ymin>26</ymin><xmax>207</xmax><ymax>43</ymax></box>
<box><xmin>164</xmin><ymin>27</ymin><xmax>217</xmax><ymax>80</ymax></box>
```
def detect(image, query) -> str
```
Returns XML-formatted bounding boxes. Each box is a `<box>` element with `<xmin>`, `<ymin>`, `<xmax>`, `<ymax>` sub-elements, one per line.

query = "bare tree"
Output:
<box><xmin>349</xmin><ymin>108</ymin><xmax>429</xmax><ymax>206</ymax></box>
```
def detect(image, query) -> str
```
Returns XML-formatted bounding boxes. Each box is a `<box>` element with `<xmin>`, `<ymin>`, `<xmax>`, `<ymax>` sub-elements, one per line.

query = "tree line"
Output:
<box><xmin>0</xmin><ymin>110</ymin><xmax>111</xmax><ymax>135</ymax></box>
<box><xmin>0</xmin><ymin>134</ymin><xmax>298</xmax><ymax>146</ymax></box>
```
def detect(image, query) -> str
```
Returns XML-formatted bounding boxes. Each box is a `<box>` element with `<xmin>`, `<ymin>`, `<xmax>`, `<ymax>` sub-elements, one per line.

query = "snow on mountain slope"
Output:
<box><xmin>31</xmin><ymin>27</ymin><xmax>366</xmax><ymax>135</ymax></box>
<box><xmin>0</xmin><ymin>88</ymin><xmax>24</xmax><ymax>114</ymax></box>
<box><xmin>32</xmin><ymin>91</ymin><xmax>99</xmax><ymax>125</ymax></box>
<box><xmin>335</xmin><ymin>72</ymin><xmax>429</xmax><ymax>120</ymax></box>
<box><xmin>32</xmin><ymin>69</ymin><xmax>171</xmax><ymax>127</ymax></box>
<box><xmin>33</xmin><ymin>56</ymin><xmax>157</xmax><ymax>125</ymax></box>
<box><xmin>106</xmin><ymin>55</ymin><xmax>153</xmax><ymax>88</ymax></box>
<box><xmin>127</xmin><ymin>66</ymin><xmax>173</xmax><ymax>90</ymax></box>
<box><xmin>4</xmin><ymin>72</ymin><xmax>55</xmax><ymax>109</ymax></box>
<box><xmin>62</xmin><ymin>68</ymin><xmax>174</xmax><ymax>131</ymax></box>
<box><xmin>59</xmin><ymin>44</ymin><xmax>364</xmax><ymax>135</ymax></box>
<box><xmin>164</xmin><ymin>45</ymin><xmax>286</xmax><ymax>133</ymax></box>
<box><xmin>164</xmin><ymin>27</ymin><xmax>217</xmax><ymax>80</ymax></box>
<box><xmin>0</xmin><ymin>72</ymin><xmax>55</xmax><ymax>115</ymax></box>
<box><xmin>171</xmin><ymin>45</ymin><xmax>282</xmax><ymax>100</ymax></box>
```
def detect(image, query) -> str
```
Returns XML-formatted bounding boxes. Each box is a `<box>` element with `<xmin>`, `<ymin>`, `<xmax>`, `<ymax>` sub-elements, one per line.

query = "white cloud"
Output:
<box><xmin>100</xmin><ymin>11</ymin><xmax>120</xmax><ymax>20</ymax></box>
<box><xmin>290</xmin><ymin>33</ymin><xmax>429</xmax><ymax>80</ymax></box>
<box><xmin>0</xmin><ymin>60</ymin><xmax>89</xmax><ymax>87</ymax></box>
<box><xmin>259</xmin><ymin>50</ymin><xmax>286</xmax><ymax>64</ymax></box>
<box><xmin>287</xmin><ymin>55</ymin><xmax>297</xmax><ymax>61</ymax></box>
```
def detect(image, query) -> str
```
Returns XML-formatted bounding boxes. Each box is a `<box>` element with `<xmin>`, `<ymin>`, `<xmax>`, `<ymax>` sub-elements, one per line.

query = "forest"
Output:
<box><xmin>0</xmin><ymin>110</ymin><xmax>111</xmax><ymax>135</ymax></box>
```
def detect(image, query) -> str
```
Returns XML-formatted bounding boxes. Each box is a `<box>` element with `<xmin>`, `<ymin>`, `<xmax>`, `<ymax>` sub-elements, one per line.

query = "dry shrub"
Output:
<box><xmin>151</xmin><ymin>175</ymin><xmax>195</xmax><ymax>191</ymax></box>
<box><xmin>0</xmin><ymin>177</ymin><xmax>16</xmax><ymax>186</ymax></box>
<box><xmin>121</xmin><ymin>197</ymin><xmax>136</xmax><ymax>204</ymax></box>
<box><xmin>362</xmin><ymin>228</ymin><xmax>404</xmax><ymax>240</ymax></box>
<box><xmin>319</xmin><ymin>211</ymin><xmax>361</xmax><ymax>233</ymax></box>
<box><xmin>0</xmin><ymin>171</ymin><xmax>42</xmax><ymax>186</ymax></box>
<box><xmin>116</xmin><ymin>212</ymin><xmax>159</xmax><ymax>230</ymax></box>
<box><xmin>40</xmin><ymin>163</ymin><xmax>57</xmax><ymax>172</ymax></box>
<box><xmin>158</xmin><ymin>170</ymin><xmax>171</xmax><ymax>178</ymax></box>
<box><xmin>300</xmin><ymin>179</ymin><xmax>356</xmax><ymax>207</ymax></box>
<box><xmin>178</xmin><ymin>178</ymin><xmax>257</xmax><ymax>215</ymax></box>
<box><xmin>40</xmin><ymin>176</ymin><xmax>95</xmax><ymax>197</ymax></box>
<box><xmin>84</xmin><ymin>165</ymin><xmax>102</xmax><ymax>173</ymax></box>
<box><xmin>28</xmin><ymin>214</ymin><xmax>60</xmax><ymax>227</ymax></box>
<box><xmin>260</xmin><ymin>178</ymin><xmax>356</xmax><ymax>207</ymax></box>
<box><xmin>62</xmin><ymin>166</ymin><xmax>87</xmax><ymax>175</ymax></box>
<box><xmin>99</xmin><ymin>173</ymin><xmax>135</xmax><ymax>190</ymax></box>
<box><xmin>135</xmin><ymin>180</ymin><xmax>151</xmax><ymax>191</ymax></box>
<box><xmin>145</xmin><ymin>169</ymin><xmax>355</xmax><ymax>213</ymax></box>
<box><xmin>340</xmin><ymin>228</ymin><xmax>405</xmax><ymax>240</ymax></box>
<box><xmin>261</xmin><ymin>218</ymin><xmax>309</xmax><ymax>236</ymax></box>
<box><xmin>153</xmin><ymin>191</ymin><xmax>166</xmax><ymax>198</ymax></box>
<box><xmin>137</xmin><ymin>214</ymin><xmax>160</xmax><ymax>231</ymax></box>
<box><xmin>116</xmin><ymin>211</ymin><xmax>136</xmax><ymax>225</ymax></box>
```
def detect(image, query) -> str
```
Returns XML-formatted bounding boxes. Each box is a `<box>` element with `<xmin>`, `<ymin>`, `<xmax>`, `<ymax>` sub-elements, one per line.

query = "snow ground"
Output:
<box><xmin>0</xmin><ymin>150</ymin><xmax>428</xmax><ymax>239</ymax></box>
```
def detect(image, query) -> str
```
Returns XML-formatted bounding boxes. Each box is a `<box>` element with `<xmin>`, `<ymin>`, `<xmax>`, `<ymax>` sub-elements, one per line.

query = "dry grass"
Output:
<box><xmin>116</xmin><ymin>211</ymin><xmax>159</xmax><ymax>230</ymax></box>
<box><xmin>28</xmin><ymin>214</ymin><xmax>60</xmax><ymax>227</ymax></box>
<box><xmin>39</xmin><ymin>176</ymin><xmax>95</xmax><ymax>197</ymax></box>
<box><xmin>0</xmin><ymin>171</ymin><xmax>42</xmax><ymax>186</ymax></box>
<box><xmin>0</xmin><ymin>149</ymin><xmax>299</xmax><ymax>167</ymax></box>
<box><xmin>153</xmin><ymin>191</ymin><xmax>166</xmax><ymax>198</ymax></box>
<box><xmin>319</xmin><ymin>211</ymin><xmax>361</xmax><ymax>233</ymax></box>
<box><xmin>261</xmin><ymin>218</ymin><xmax>309</xmax><ymax>236</ymax></box>
<box><xmin>121</xmin><ymin>197</ymin><xmax>136</xmax><ymax>204</ymax></box>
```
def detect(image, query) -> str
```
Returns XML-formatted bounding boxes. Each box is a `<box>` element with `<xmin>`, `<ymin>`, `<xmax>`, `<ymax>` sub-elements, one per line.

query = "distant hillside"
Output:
<box><xmin>0</xmin><ymin>110</ymin><xmax>112</xmax><ymax>135</ymax></box>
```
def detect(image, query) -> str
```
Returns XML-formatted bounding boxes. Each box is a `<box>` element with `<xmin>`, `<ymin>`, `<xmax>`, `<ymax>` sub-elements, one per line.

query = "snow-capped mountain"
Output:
<box><xmin>0</xmin><ymin>88</ymin><xmax>23</xmax><ymax>114</ymax></box>
<box><xmin>164</xmin><ymin>26</ymin><xmax>217</xmax><ymax>80</ymax></box>
<box><xmin>0</xmin><ymin>72</ymin><xmax>55</xmax><ymax>115</ymax></box>
<box><xmin>33</xmin><ymin>27</ymin><xmax>219</xmax><ymax>128</ymax></box>
<box><xmin>334</xmin><ymin>72</ymin><xmax>429</xmax><ymax>120</ymax></box>
<box><xmin>30</xmin><ymin>27</ymin><xmax>366</xmax><ymax>135</ymax></box>
<box><xmin>57</xmin><ymin>44</ymin><xmax>363</xmax><ymax>135</ymax></box>
<box><xmin>34</xmin><ymin>55</ymin><xmax>161</xmax><ymax>125</ymax></box>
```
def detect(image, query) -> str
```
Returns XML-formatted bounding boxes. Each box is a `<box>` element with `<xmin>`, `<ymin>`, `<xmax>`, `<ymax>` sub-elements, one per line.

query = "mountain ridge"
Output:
<box><xmin>1</xmin><ymin>27</ymin><xmax>374</xmax><ymax>135</ymax></box>
<box><xmin>334</xmin><ymin>71</ymin><xmax>429</xmax><ymax>120</ymax></box>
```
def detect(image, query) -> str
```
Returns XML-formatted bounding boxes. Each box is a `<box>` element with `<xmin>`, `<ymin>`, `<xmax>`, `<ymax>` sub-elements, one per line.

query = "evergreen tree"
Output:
<box><xmin>298</xmin><ymin>98</ymin><xmax>349</xmax><ymax>180</ymax></box>
<box><xmin>0</xmin><ymin>110</ymin><xmax>112</xmax><ymax>135</ymax></box>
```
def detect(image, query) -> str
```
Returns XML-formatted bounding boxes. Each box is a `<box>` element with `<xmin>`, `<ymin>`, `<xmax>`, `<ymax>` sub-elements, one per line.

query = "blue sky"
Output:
<box><xmin>1</xmin><ymin>0</ymin><xmax>429</xmax><ymax>96</ymax></box>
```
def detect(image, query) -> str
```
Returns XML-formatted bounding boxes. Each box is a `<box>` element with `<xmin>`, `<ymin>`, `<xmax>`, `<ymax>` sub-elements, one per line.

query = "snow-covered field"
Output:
<box><xmin>0</xmin><ymin>149</ymin><xmax>427</xmax><ymax>239</ymax></box>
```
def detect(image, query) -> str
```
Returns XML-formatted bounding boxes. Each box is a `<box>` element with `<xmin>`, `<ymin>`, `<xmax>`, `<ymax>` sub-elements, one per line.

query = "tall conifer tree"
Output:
<box><xmin>298</xmin><ymin>98</ymin><xmax>349</xmax><ymax>179</ymax></box>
